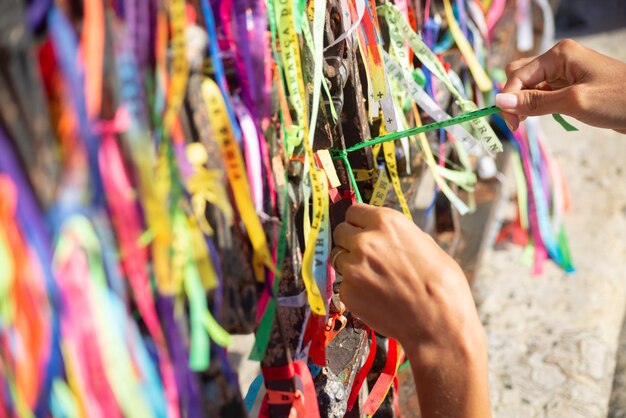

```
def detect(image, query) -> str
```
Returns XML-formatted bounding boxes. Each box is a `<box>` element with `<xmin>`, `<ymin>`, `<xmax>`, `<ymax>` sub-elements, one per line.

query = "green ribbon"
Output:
<box><xmin>557</xmin><ymin>225</ymin><xmax>575</xmax><ymax>273</ymax></box>
<box><xmin>552</xmin><ymin>113</ymin><xmax>578</xmax><ymax>132</ymax></box>
<box><xmin>249</xmin><ymin>173</ymin><xmax>290</xmax><ymax>361</ymax></box>
<box><xmin>51</xmin><ymin>379</ymin><xmax>80</xmax><ymax>418</ymax></box>
<box><xmin>340</xmin><ymin>153</ymin><xmax>363</xmax><ymax>203</ymax></box>
<box><xmin>0</xmin><ymin>228</ymin><xmax>14</xmax><ymax>323</ymax></box>
<box><xmin>330</xmin><ymin>106</ymin><xmax>501</xmax><ymax>197</ymax></box>
<box><xmin>332</xmin><ymin>106</ymin><xmax>501</xmax><ymax>158</ymax></box>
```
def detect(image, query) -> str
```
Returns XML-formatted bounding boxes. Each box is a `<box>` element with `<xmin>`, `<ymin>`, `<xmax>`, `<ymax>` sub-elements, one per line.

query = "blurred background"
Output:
<box><xmin>470</xmin><ymin>1</ymin><xmax>626</xmax><ymax>417</ymax></box>
<box><xmin>555</xmin><ymin>0</ymin><xmax>626</xmax><ymax>37</ymax></box>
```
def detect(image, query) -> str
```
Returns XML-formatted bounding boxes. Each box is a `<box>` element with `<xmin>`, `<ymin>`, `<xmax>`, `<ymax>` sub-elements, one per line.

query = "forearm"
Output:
<box><xmin>406</xmin><ymin>324</ymin><xmax>491</xmax><ymax>418</ymax></box>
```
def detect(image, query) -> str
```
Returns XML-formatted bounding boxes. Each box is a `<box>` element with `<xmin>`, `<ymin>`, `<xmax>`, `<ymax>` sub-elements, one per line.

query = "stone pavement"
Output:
<box><xmin>473</xmin><ymin>29</ymin><xmax>626</xmax><ymax>418</ymax></box>
<box><xmin>609</xmin><ymin>316</ymin><xmax>626</xmax><ymax>418</ymax></box>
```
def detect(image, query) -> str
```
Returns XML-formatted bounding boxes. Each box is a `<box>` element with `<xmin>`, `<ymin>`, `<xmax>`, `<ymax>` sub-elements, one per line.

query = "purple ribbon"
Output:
<box><xmin>156</xmin><ymin>296</ymin><xmax>204</xmax><ymax>418</ymax></box>
<box><xmin>25</xmin><ymin>0</ymin><xmax>52</xmax><ymax>31</ymax></box>
<box><xmin>0</xmin><ymin>126</ymin><xmax>63</xmax><ymax>417</ymax></box>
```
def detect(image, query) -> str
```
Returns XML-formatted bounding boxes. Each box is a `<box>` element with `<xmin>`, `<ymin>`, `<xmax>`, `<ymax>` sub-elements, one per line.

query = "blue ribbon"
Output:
<box><xmin>200</xmin><ymin>0</ymin><xmax>243</xmax><ymax>141</ymax></box>
<box><xmin>48</xmin><ymin>7</ymin><xmax>105</xmax><ymax>207</ymax></box>
<box><xmin>244</xmin><ymin>374</ymin><xmax>264</xmax><ymax>412</ymax></box>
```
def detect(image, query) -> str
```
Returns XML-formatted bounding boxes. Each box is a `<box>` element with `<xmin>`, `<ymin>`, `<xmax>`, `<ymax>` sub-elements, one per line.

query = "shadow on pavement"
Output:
<box><xmin>555</xmin><ymin>0</ymin><xmax>626</xmax><ymax>38</ymax></box>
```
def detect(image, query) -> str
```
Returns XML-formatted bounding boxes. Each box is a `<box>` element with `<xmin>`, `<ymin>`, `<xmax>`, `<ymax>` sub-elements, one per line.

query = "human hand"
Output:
<box><xmin>495</xmin><ymin>39</ymin><xmax>626</xmax><ymax>133</ymax></box>
<box><xmin>332</xmin><ymin>204</ymin><xmax>490</xmax><ymax>418</ymax></box>
<box><xmin>332</xmin><ymin>204</ymin><xmax>482</xmax><ymax>353</ymax></box>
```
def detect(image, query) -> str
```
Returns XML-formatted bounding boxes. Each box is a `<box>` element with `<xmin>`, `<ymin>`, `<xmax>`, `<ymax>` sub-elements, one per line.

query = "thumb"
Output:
<box><xmin>496</xmin><ymin>88</ymin><xmax>570</xmax><ymax>117</ymax></box>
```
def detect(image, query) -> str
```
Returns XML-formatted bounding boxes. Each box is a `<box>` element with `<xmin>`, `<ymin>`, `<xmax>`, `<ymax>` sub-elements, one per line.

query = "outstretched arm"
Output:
<box><xmin>332</xmin><ymin>204</ymin><xmax>490</xmax><ymax>418</ymax></box>
<box><xmin>495</xmin><ymin>39</ymin><xmax>626</xmax><ymax>133</ymax></box>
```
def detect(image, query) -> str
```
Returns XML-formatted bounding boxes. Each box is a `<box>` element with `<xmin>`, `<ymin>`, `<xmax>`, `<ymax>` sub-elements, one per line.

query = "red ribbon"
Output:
<box><xmin>262</xmin><ymin>363</ymin><xmax>296</xmax><ymax>382</ymax></box>
<box><xmin>362</xmin><ymin>338</ymin><xmax>400</xmax><ymax>415</ymax></box>
<box><xmin>346</xmin><ymin>328</ymin><xmax>377</xmax><ymax>412</ymax></box>
<box><xmin>302</xmin><ymin>314</ymin><xmax>327</xmax><ymax>367</ymax></box>
<box><xmin>260</xmin><ymin>360</ymin><xmax>321</xmax><ymax>417</ymax></box>
<box><xmin>293</xmin><ymin>361</ymin><xmax>321</xmax><ymax>418</ymax></box>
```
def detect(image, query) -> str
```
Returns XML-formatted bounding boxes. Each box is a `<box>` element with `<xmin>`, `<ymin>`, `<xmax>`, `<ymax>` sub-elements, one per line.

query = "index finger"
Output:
<box><xmin>505</xmin><ymin>56</ymin><xmax>535</xmax><ymax>77</ymax></box>
<box><xmin>344</xmin><ymin>203</ymin><xmax>386</xmax><ymax>228</ymax></box>
<box><xmin>502</xmin><ymin>46</ymin><xmax>566</xmax><ymax>93</ymax></box>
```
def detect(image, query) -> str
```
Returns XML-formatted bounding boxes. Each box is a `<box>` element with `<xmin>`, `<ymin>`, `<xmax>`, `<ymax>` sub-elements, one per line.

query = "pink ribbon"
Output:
<box><xmin>96</xmin><ymin>107</ymin><xmax>181</xmax><ymax>418</ymax></box>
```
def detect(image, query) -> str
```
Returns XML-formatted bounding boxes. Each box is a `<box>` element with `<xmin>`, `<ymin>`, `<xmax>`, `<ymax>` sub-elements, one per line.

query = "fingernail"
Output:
<box><xmin>495</xmin><ymin>93</ymin><xmax>518</xmax><ymax>109</ymax></box>
<box><xmin>505</xmin><ymin>120</ymin><xmax>514</xmax><ymax>131</ymax></box>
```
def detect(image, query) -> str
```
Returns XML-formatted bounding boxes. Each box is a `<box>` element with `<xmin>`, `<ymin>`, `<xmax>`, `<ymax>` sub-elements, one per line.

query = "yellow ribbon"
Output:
<box><xmin>185</xmin><ymin>142</ymin><xmax>234</xmax><ymax>237</ymax></box>
<box><xmin>442</xmin><ymin>0</ymin><xmax>493</xmax><ymax>92</ymax></box>
<box><xmin>369</xmin><ymin>170</ymin><xmax>391</xmax><ymax>207</ymax></box>
<box><xmin>275</xmin><ymin>0</ymin><xmax>308</xmax><ymax>132</ymax></box>
<box><xmin>202</xmin><ymin>79</ymin><xmax>276</xmax><ymax>282</ymax></box>
<box><xmin>162</xmin><ymin>0</ymin><xmax>188</xmax><ymax>134</ymax></box>
<box><xmin>301</xmin><ymin>154</ymin><xmax>329</xmax><ymax>316</ymax></box>
<box><xmin>275</xmin><ymin>0</ymin><xmax>327</xmax><ymax>315</ymax></box>
<box><xmin>187</xmin><ymin>214</ymin><xmax>219</xmax><ymax>291</ymax></box>
<box><xmin>382</xmin><ymin>140</ymin><xmax>412</xmax><ymax>220</ymax></box>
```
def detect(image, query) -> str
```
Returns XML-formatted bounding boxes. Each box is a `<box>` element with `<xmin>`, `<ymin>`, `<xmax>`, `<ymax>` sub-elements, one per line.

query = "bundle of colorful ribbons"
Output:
<box><xmin>0</xmin><ymin>0</ymin><xmax>573</xmax><ymax>416</ymax></box>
